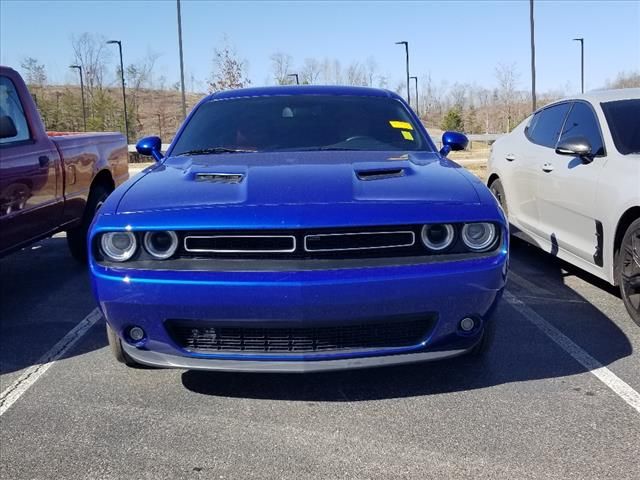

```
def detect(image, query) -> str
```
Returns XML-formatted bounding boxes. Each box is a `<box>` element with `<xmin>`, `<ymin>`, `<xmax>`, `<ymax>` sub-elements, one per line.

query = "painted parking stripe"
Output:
<box><xmin>504</xmin><ymin>289</ymin><xmax>640</xmax><ymax>414</ymax></box>
<box><xmin>0</xmin><ymin>308</ymin><xmax>102</xmax><ymax>417</ymax></box>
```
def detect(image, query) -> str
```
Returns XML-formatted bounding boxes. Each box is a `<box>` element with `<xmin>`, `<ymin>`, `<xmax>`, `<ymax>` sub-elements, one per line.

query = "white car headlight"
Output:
<box><xmin>461</xmin><ymin>223</ymin><xmax>497</xmax><ymax>251</ymax></box>
<box><xmin>100</xmin><ymin>232</ymin><xmax>137</xmax><ymax>262</ymax></box>
<box><xmin>143</xmin><ymin>231</ymin><xmax>178</xmax><ymax>260</ymax></box>
<box><xmin>421</xmin><ymin>224</ymin><xmax>455</xmax><ymax>251</ymax></box>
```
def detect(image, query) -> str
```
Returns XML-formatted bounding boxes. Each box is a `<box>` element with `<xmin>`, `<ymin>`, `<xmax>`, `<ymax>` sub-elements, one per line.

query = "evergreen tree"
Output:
<box><xmin>441</xmin><ymin>107</ymin><xmax>464</xmax><ymax>132</ymax></box>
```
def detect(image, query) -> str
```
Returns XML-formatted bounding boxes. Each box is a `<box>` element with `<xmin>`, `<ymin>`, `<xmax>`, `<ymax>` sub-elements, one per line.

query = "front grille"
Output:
<box><xmin>166</xmin><ymin>316</ymin><xmax>435</xmax><ymax>354</ymax></box>
<box><xmin>184</xmin><ymin>235</ymin><xmax>296</xmax><ymax>253</ymax></box>
<box><xmin>179</xmin><ymin>226</ymin><xmax>432</xmax><ymax>259</ymax></box>
<box><xmin>304</xmin><ymin>231</ymin><xmax>414</xmax><ymax>252</ymax></box>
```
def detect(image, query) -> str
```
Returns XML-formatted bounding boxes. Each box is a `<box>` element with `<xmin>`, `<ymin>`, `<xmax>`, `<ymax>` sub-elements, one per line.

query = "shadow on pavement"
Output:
<box><xmin>182</xmin><ymin>241</ymin><xmax>633</xmax><ymax>401</ymax></box>
<box><xmin>0</xmin><ymin>236</ymin><xmax>106</xmax><ymax>376</ymax></box>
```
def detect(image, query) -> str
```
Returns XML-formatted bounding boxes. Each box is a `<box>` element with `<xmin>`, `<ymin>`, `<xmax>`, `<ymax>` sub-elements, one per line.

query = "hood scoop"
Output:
<box><xmin>195</xmin><ymin>172</ymin><xmax>245</xmax><ymax>184</ymax></box>
<box><xmin>356</xmin><ymin>168</ymin><xmax>405</xmax><ymax>181</ymax></box>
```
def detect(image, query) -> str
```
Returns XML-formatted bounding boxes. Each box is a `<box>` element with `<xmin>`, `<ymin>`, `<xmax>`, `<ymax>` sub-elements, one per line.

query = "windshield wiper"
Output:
<box><xmin>175</xmin><ymin>147</ymin><xmax>257</xmax><ymax>156</ymax></box>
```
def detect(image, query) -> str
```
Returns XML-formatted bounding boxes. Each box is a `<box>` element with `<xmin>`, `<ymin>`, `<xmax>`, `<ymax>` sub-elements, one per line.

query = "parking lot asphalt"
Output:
<box><xmin>1</xmin><ymin>235</ymin><xmax>639</xmax><ymax>480</ymax></box>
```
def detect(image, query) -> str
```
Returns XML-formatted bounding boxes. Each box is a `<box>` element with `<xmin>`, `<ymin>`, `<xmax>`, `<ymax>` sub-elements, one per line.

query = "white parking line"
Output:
<box><xmin>504</xmin><ymin>288</ymin><xmax>640</xmax><ymax>414</ymax></box>
<box><xmin>0</xmin><ymin>308</ymin><xmax>102</xmax><ymax>417</ymax></box>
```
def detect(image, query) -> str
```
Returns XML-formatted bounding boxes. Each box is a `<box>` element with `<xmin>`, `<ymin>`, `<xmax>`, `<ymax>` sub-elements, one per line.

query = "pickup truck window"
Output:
<box><xmin>0</xmin><ymin>76</ymin><xmax>30</xmax><ymax>145</ymax></box>
<box><xmin>601</xmin><ymin>99</ymin><xmax>640</xmax><ymax>155</ymax></box>
<box><xmin>559</xmin><ymin>102</ymin><xmax>605</xmax><ymax>156</ymax></box>
<box><xmin>526</xmin><ymin>103</ymin><xmax>571</xmax><ymax>148</ymax></box>
<box><xmin>171</xmin><ymin>95</ymin><xmax>429</xmax><ymax>155</ymax></box>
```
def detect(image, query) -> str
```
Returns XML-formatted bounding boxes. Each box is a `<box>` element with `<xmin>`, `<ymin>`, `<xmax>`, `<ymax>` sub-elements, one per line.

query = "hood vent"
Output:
<box><xmin>356</xmin><ymin>168</ymin><xmax>405</xmax><ymax>181</ymax></box>
<box><xmin>195</xmin><ymin>172</ymin><xmax>245</xmax><ymax>184</ymax></box>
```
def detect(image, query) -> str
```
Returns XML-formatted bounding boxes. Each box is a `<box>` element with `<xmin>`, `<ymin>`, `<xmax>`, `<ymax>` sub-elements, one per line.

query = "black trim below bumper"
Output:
<box><xmin>122</xmin><ymin>343</ymin><xmax>471</xmax><ymax>372</ymax></box>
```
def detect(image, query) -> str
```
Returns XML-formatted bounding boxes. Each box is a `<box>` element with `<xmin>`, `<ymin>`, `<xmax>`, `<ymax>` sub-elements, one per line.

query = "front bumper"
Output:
<box><xmin>122</xmin><ymin>343</ymin><xmax>472</xmax><ymax>372</ymax></box>
<box><xmin>91</xmin><ymin>251</ymin><xmax>507</xmax><ymax>371</ymax></box>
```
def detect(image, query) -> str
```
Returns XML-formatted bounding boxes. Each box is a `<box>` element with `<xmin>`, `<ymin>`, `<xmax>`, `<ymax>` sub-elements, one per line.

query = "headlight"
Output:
<box><xmin>143</xmin><ymin>231</ymin><xmax>178</xmax><ymax>259</ymax></box>
<box><xmin>461</xmin><ymin>223</ymin><xmax>497</xmax><ymax>251</ymax></box>
<box><xmin>421</xmin><ymin>224</ymin><xmax>455</xmax><ymax>251</ymax></box>
<box><xmin>100</xmin><ymin>232</ymin><xmax>137</xmax><ymax>262</ymax></box>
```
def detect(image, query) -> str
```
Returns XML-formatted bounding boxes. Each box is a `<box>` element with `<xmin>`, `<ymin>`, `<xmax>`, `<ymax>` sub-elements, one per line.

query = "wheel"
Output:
<box><xmin>617</xmin><ymin>218</ymin><xmax>640</xmax><ymax>326</ymax></box>
<box><xmin>468</xmin><ymin>318</ymin><xmax>495</xmax><ymax>356</ymax></box>
<box><xmin>67</xmin><ymin>184</ymin><xmax>110</xmax><ymax>263</ymax></box>
<box><xmin>106</xmin><ymin>323</ymin><xmax>140</xmax><ymax>367</ymax></box>
<box><xmin>489</xmin><ymin>178</ymin><xmax>508</xmax><ymax>216</ymax></box>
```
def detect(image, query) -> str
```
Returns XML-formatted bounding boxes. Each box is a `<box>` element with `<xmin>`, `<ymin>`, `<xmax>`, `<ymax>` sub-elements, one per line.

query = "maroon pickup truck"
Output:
<box><xmin>0</xmin><ymin>66</ymin><xmax>128</xmax><ymax>261</ymax></box>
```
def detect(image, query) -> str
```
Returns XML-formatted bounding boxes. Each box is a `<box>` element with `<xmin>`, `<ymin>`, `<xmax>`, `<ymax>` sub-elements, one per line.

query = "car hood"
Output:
<box><xmin>117</xmin><ymin>151</ymin><xmax>480</xmax><ymax>214</ymax></box>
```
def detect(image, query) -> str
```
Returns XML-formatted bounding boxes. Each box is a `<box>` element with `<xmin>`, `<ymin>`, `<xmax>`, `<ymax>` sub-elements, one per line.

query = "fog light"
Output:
<box><xmin>128</xmin><ymin>326</ymin><xmax>145</xmax><ymax>342</ymax></box>
<box><xmin>460</xmin><ymin>317</ymin><xmax>476</xmax><ymax>332</ymax></box>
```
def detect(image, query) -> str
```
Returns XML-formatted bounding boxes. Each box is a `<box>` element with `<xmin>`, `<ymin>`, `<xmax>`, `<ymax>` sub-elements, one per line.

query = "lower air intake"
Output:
<box><xmin>166</xmin><ymin>316</ymin><xmax>435</xmax><ymax>354</ymax></box>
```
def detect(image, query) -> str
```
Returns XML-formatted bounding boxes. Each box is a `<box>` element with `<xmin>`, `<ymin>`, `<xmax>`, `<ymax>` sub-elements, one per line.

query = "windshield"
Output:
<box><xmin>170</xmin><ymin>94</ymin><xmax>429</xmax><ymax>155</ymax></box>
<box><xmin>601</xmin><ymin>99</ymin><xmax>640</xmax><ymax>155</ymax></box>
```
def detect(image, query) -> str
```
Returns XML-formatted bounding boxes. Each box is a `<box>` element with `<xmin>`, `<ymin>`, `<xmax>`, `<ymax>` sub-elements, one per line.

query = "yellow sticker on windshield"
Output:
<box><xmin>401</xmin><ymin>130</ymin><xmax>414</xmax><ymax>141</ymax></box>
<box><xmin>389</xmin><ymin>120</ymin><xmax>413</xmax><ymax>130</ymax></box>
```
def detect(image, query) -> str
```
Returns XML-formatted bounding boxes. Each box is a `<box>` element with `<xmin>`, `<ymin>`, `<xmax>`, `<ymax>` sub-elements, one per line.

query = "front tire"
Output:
<box><xmin>617</xmin><ymin>218</ymin><xmax>640</xmax><ymax>326</ymax></box>
<box><xmin>489</xmin><ymin>178</ymin><xmax>508</xmax><ymax>216</ymax></box>
<box><xmin>106</xmin><ymin>323</ymin><xmax>140</xmax><ymax>367</ymax></box>
<box><xmin>67</xmin><ymin>184</ymin><xmax>111</xmax><ymax>263</ymax></box>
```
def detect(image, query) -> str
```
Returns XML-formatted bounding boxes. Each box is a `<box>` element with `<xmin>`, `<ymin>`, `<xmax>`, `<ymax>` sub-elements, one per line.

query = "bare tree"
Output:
<box><xmin>20</xmin><ymin>57</ymin><xmax>47</xmax><ymax>87</ymax></box>
<box><xmin>449</xmin><ymin>83</ymin><xmax>468</xmax><ymax>110</ymax></box>
<box><xmin>270</xmin><ymin>52</ymin><xmax>293</xmax><ymax>85</ymax></box>
<box><xmin>474</xmin><ymin>87</ymin><xmax>492</xmax><ymax>133</ymax></box>
<box><xmin>208</xmin><ymin>40</ymin><xmax>251</xmax><ymax>92</ymax></box>
<box><xmin>125</xmin><ymin>51</ymin><xmax>160</xmax><ymax>138</ymax></box>
<box><xmin>300</xmin><ymin>58</ymin><xmax>321</xmax><ymax>85</ymax></box>
<box><xmin>606</xmin><ymin>71</ymin><xmax>640</xmax><ymax>88</ymax></box>
<box><xmin>125</xmin><ymin>52</ymin><xmax>159</xmax><ymax>92</ymax></box>
<box><xmin>157</xmin><ymin>75</ymin><xmax>167</xmax><ymax>91</ymax></box>
<box><xmin>364</xmin><ymin>57</ymin><xmax>378</xmax><ymax>86</ymax></box>
<box><xmin>71</xmin><ymin>33</ymin><xmax>111</xmax><ymax>94</ymax></box>
<box><xmin>495</xmin><ymin>62</ymin><xmax>520</xmax><ymax>132</ymax></box>
<box><xmin>346</xmin><ymin>61</ymin><xmax>367</xmax><ymax>86</ymax></box>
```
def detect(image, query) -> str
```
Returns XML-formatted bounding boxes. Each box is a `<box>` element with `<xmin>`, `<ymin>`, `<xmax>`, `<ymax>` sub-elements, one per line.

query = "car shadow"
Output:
<box><xmin>181</xmin><ymin>240</ymin><xmax>633</xmax><ymax>401</ymax></box>
<box><xmin>0</xmin><ymin>235</ymin><xmax>107</xmax><ymax>376</ymax></box>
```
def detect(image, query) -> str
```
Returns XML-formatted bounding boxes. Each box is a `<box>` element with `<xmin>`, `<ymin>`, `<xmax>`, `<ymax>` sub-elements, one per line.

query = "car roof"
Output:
<box><xmin>560</xmin><ymin>88</ymin><xmax>640</xmax><ymax>105</ymax></box>
<box><xmin>208</xmin><ymin>85</ymin><xmax>401</xmax><ymax>101</ymax></box>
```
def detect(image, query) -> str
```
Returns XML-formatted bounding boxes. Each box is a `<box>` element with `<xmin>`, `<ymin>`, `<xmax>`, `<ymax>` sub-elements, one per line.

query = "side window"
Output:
<box><xmin>558</xmin><ymin>102</ymin><xmax>605</xmax><ymax>156</ymax></box>
<box><xmin>526</xmin><ymin>103</ymin><xmax>571</xmax><ymax>148</ymax></box>
<box><xmin>0</xmin><ymin>76</ymin><xmax>31</xmax><ymax>146</ymax></box>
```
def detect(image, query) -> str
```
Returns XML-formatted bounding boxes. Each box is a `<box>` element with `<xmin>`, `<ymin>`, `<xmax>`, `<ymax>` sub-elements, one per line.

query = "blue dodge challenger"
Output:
<box><xmin>89</xmin><ymin>86</ymin><xmax>508</xmax><ymax>372</ymax></box>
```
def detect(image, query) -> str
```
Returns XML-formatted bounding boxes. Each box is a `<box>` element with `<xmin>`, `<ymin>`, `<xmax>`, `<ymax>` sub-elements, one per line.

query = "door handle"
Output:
<box><xmin>541</xmin><ymin>163</ymin><xmax>554</xmax><ymax>173</ymax></box>
<box><xmin>38</xmin><ymin>155</ymin><xmax>50</xmax><ymax>168</ymax></box>
<box><xmin>505</xmin><ymin>154</ymin><xmax>516</xmax><ymax>162</ymax></box>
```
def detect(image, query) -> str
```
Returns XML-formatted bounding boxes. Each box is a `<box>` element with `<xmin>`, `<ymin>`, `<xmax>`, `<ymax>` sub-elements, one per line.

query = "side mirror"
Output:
<box><xmin>136</xmin><ymin>136</ymin><xmax>164</xmax><ymax>162</ymax></box>
<box><xmin>0</xmin><ymin>115</ymin><xmax>18</xmax><ymax>139</ymax></box>
<box><xmin>555</xmin><ymin>135</ymin><xmax>593</xmax><ymax>163</ymax></box>
<box><xmin>440</xmin><ymin>131</ymin><xmax>469</xmax><ymax>157</ymax></box>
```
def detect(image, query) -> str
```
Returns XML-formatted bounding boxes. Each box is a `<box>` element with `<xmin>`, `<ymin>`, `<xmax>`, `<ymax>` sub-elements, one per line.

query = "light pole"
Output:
<box><xmin>106</xmin><ymin>40</ymin><xmax>129</xmax><ymax>143</ymax></box>
<box><xmin>177</xmin><ymin>0</ymin><xmax>187</xmax><ymax>119</ymax></box>
<box><xmin>410</xmin><ymin>76</ymin><xmax>419</xmax><ymax>117</ymax></box>
<box><xmin>288</xmin><ymin>73</ymin><xmax>299</xmax><ymax>85</ymax></box>
<box><xmin>530</xmin><ymin>0</ymin><xmax>537</xmax><ymax>112</ymax></box>
<box><xmin>395</xmin><ymin>41</ymin><xmax>410</xmax><ymax>106</ymax></box>
<box><xmin>69</xmin><ymin>64</ymin><xmax>87</xmax><ymax>131</ymax></box>
<box><xmin>573</xmin><ymin>37</ymin><xmax>584</xmax><ymax>93</ymax></box>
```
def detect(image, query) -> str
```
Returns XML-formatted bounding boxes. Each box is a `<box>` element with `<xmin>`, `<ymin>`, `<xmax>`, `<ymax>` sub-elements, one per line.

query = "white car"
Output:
<box><xmin>487</xmin><ymin>88</ymin><xmax>640</xmax><ymax>325</ymax></box>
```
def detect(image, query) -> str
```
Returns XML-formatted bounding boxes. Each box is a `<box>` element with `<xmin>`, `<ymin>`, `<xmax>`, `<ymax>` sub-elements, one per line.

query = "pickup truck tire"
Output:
<box><xmin>617</xmin><ymin>218</ymin><xmax>640</xmax><ymax>326</ymax></box>
<box><xmin>106</xmin><ymin>323</ymin><xmax>140</xmax><ymax>367</ymax></box>
<box><xmin>67</xmin><ymin>184</ymin><xmax>111</xmax><ymax>263</ymax></box>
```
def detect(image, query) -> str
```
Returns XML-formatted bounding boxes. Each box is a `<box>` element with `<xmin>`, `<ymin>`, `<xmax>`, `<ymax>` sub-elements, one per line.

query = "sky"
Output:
<box><xmin>1</xmin><ymin>0</ymin><xmax>639</xmax><ymax>96</ymax></box>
